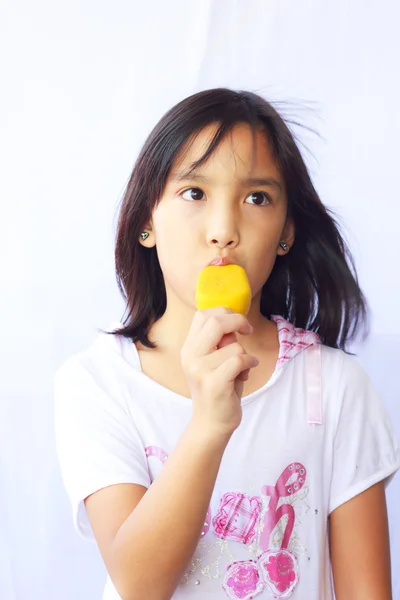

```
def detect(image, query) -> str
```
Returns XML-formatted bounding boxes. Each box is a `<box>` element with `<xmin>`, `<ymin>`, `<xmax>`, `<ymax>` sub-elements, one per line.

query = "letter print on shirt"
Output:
<box><xmin>213</xmin><ymin>493</ymin><xmax>262</xmax><ymax>544</ymax></box>
<box><xmin>145</xmin><ymin>448</ymin><xmax>308</xmax><ymax>598</ymax></box>
<box><xmin>222</xmin><ymin>463</ymin><xmax>306</xmax><ymax>599</ymax></box>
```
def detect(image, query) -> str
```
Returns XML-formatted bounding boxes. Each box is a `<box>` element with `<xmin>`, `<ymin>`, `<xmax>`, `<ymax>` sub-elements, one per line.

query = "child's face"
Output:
<box><xmin>147</xmin><ymin>123</ymin><xmax>293</xmax><ymax>314</ymax></box>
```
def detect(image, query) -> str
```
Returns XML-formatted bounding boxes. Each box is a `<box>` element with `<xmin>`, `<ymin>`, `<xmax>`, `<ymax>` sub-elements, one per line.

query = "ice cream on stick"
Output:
<box><xmin>195</xmin><ymin>263</ymin><xmax>252</xmax><ymax>316</ymax></box>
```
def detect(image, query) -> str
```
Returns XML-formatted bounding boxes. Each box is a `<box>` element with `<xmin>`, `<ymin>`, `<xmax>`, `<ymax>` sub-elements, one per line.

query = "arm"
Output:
<box><xmin>330</xmin><ymin>481</ymin><xmax>392</xmax><ymax>599</ymax></box>
<box><xmin>85</xmin><ymin>422</ymin><xmax>231</xmax><ymax>600</ymax></box>
<box><xmin>85</xmin><ymin>309</ymin><xmax>258</xmax><ymax>600</ymax></box>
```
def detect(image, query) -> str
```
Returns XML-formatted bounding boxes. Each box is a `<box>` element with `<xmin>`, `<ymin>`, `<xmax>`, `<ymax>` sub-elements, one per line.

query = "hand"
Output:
<box><xmin>181</xmin><ymin>308</ymin><xmax>259</xmax><ymax>436</ymax></box>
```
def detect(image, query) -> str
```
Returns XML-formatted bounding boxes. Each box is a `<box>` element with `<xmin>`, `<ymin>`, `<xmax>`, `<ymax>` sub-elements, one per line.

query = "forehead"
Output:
<box><xmin>171</xmin><ymin>122</ymin><xmax>280</xmax><ymax>179</ymax></box>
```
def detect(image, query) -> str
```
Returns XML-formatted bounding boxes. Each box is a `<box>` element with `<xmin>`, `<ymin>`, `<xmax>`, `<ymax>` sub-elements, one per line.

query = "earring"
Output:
<box><xmin>280</xmin><ymin>241</ymin><xmax>289</xmax><ymax>252</ymax></box>
<box><xmin>140</xmin><ymin>232</ymin><xmax>149</xmax><ymax>241</ymax></box>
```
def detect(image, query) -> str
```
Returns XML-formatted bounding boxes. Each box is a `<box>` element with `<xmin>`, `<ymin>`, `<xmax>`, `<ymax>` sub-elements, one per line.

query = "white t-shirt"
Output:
<box><xmin>54</xmin><ymin>316</ymin><xmax>400</xmax><ymax>600</ymax></box>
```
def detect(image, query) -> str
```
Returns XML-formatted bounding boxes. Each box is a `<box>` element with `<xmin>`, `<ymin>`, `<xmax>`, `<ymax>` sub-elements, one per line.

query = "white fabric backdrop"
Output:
<box><xmin>1</xmin><ymin>1</ymin><xmax>399</xmax><ymax>598</ymax></box>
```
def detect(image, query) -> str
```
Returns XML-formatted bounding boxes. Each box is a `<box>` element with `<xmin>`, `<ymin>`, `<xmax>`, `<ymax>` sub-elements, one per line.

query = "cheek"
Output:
<box><xmin>246</xmin><ymin>203</ymin><xmax>286</xmax><ymax>231</ymax></box>
<box><xmin>245</xmin><ymin>230</ymin><xmax>282</xmax><ymax>289</ymax></box>
<box><xmin>152</xmin><ymin>213</ymin><xmax>195</xmax><ymax>275</ymax></box>
<box><xmin>154</xmin><ymin>203</ymin><xmax>201</xmax><ymax>248</ymax></box>
<box><xmin>252</xmin><ymin>247</ymin><xmax>277</xmax><ymax>280</ymax></box>
<box><xmin>155</xmin><ymin>223</ymin><xmax>195</xmax><ymax>255</ymax></box>
<box><xmin>245</xmin><ymin>224</ymin><xmax>281</xmax><ymax>257</ymax></box>
<box><xmin>154</xmin><ymin>235</ymin><xmax>183</xmax><ymax>275</ymax></box>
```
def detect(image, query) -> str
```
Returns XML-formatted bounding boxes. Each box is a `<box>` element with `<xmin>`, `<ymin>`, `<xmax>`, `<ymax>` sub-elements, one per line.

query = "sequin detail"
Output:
<box><xmin>223</xmin><ymin>561</ymin><xmax>264</xmax><ymax>600</ymax></box>
<box><xmin>145</xmin><ymin>441</ymin><xmax>309</xmax><ymax>595</ymax></box>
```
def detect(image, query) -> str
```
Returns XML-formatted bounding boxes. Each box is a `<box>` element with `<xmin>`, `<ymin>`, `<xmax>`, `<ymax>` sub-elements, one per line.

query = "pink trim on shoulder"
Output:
<box><xmin>271</xmin><ymin>315</ymin><xmax>321</xmax><ymax>369</ymax></box>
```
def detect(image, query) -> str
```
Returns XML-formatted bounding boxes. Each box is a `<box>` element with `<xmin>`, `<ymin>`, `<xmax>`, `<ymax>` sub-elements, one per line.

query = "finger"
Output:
<box><xmin>194</xmin><ymin>314</ymin><xmax>253</xmax><ymax>356</ymax></box>
<box><xmin>217</xmin><ymin>332</ymin><xmax>237</xmax><ymax>349</ymax></box>
<box><xmin>204</xmin><ymin>343</ymin><xmax>258</xmax><ymax>374</ymax></box>
<box><xmin>215</xmin><ymin>353</ymin><xmax>259</xmax><ymax>383</ymax></box>
<box><xmin>204</xmin><ymin>342</ymin><xmax>245</xmax><ymax>369</ymax></box>
<box><xmin>186</xmin><ymin>307</ymin><xmax>233</xmax><ymax>339</ymax></box>
<box><xmin>186</xmin><ymin>310</ymin><xmax>207</xmax><ymax>339</ymax></box>
<box><xmin>237</xmin><ymin>368</ymin><xmax>250</xmax><ymax>382</ymax></box>
<box><xmin>234</xmin><ymin>377</ymin><xmax>244</xmax><ymax>398</ymax></box>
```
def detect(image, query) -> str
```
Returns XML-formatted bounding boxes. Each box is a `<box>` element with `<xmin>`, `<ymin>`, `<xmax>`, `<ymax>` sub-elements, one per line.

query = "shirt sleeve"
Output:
<box><xmin>328</xmin><ymin>353</ymin><xmax>400</xmax><ymax>514</ymax></box>
<box><xmin>54</xmin><ymin>355</ymin><xmax>151</xmax><ymax>540</ymax></box>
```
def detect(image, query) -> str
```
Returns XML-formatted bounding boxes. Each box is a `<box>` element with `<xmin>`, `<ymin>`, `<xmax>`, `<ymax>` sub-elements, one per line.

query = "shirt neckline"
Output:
<box><xmin>127</xmin><ymin>338</ymin><xmax>281</xmax><ymax>406</ymax></box>
<box><xmin>106</xmin><ymin>316</ymin><xmax>320</xmax><ymax>406</ymax></box>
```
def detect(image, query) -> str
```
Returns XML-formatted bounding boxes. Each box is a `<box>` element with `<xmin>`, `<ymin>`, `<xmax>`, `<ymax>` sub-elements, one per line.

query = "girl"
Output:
<box><xmin>54</xmin><ymin>88</ymin><xmax>400</xmax><ymax>600</ymax></box>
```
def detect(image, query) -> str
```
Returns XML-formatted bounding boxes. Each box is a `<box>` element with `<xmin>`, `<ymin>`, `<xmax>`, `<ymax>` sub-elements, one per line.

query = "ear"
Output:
<box><xmin>277</xmin><ymin>219</ymin><xmax>295</xmax><ymax>256</ymax></box>
<box><xmin>138</xmin><ymin>223</ymin><xmax>156</xmax><ymax>248</ymax></box>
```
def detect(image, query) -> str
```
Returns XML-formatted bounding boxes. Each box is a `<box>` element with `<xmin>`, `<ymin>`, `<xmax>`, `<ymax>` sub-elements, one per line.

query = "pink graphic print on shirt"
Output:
<box><xmin>257</xmin><ymin>549</ymin><xmax>299</xmax><ymax>598</ymax></box>
<box><xmin>145</xmin><ymin>447</ymin><xmax>305</xmax><ymax>598</ymax></box>
<box><xmin>223</xmin><ymin>560</ymin><xmax>264</xmax><ymax>600</ymax></box>
<box><xmin>213</xmin><ymin>492</ymin><xmax>262</xmax><ymax>544</ymax></box>
<box><xmin>259</xmin><ymin>462</ymin><xmax>307</xmax><ymax>551</ymax></box>
<box><xmin>223</xmin><ymin>462</ymin><xmax>305</xmax><ymax>599</ymax></box>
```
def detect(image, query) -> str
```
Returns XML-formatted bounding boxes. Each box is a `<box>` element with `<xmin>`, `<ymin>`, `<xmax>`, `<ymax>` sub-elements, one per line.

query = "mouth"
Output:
<box><xmin>208</xmin><ymin>256</ymin><xmax>235</xmax><ymax>267</ymax></box>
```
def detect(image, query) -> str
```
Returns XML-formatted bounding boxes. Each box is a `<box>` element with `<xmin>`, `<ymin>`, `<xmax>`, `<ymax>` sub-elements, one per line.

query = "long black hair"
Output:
<box><xmin>107</xmin><ymin>88</ymin><xmax>368</xmax><ymax>350</ymax></box>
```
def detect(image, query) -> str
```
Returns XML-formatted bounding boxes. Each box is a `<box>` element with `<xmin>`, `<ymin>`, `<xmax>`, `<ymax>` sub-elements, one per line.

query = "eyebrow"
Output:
<box><xmin>171</xmin><ymin>171</ymin><xmax>282</xmax><ymax>192</ymax></box>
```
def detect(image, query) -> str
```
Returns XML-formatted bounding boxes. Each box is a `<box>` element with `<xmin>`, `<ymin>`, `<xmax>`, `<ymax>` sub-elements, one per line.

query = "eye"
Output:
<box><xmin>181</xmin><ymin>187</ymin><xmax>205</xmax><ymax>201</ymax></box>
<box><xmin>245</xmin><ymin>192</ymin><xmax>271</xmax><ymax>206</ymax></box>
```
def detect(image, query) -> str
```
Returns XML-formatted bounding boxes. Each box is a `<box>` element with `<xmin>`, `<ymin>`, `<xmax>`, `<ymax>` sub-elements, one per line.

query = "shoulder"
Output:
<box><xmin>54</xmin><ymin>342</ymin><xmax>107</xmax><ymax>401</ymax></box>
<box><xmin>54</xmin><ymin>326</ymin><xmax>137</xmax><ymax>419</ymax></box>
<box><xmin>320</xmin><ymin>344</ymin><xmax>367</xmax><ymax>383</ymax></box>
<box><xmin>282</xmin><ymin>322</ymin><xmax>392</xmax><ymax>434</ymax></box>
<box><xmin>318</xmin><ymin>345</ymin><xmax>397</xmax><ymax>445</ymax></box>
<box><xmin>272</xmin><ymin>315</ymin><xmax>376</xmax><ymax>392</ymax></box>
<box><xmin>319</xmin><ymin>344</ymin><xmax>380</xmax><ymax>400</ymax></box>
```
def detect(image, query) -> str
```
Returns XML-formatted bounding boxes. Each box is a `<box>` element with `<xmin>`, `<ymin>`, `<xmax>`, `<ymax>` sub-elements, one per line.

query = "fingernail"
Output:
<box><xmin>253</xmin><ymin>357</ymin><xmax>259</xmax><ymax>365</ymax></box>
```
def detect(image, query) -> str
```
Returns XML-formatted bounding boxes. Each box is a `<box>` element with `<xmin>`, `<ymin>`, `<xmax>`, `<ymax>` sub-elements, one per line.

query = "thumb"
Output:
<box><xmin>234</xmin><ymin>378</ymin><xmax>244</xmax><ymax>399</ymax></box>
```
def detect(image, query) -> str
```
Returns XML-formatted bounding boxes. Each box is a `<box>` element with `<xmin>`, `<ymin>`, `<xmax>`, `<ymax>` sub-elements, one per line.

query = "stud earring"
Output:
<box><xmin>280</xmin><ymin>241</ymin><xmax>289</xmax><ymax>252</ymax></box>
<box><xmin>140</xmin><ymin>232</ymin><xmax>149</xmax><ymax>241</ymax></box>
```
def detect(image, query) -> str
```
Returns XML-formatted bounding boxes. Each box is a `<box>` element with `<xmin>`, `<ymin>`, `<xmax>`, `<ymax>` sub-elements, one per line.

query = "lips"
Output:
<box><xmin>208</xmin><ymin>257</ymin><xmax>235</xmax><ymax>267</ymax></box>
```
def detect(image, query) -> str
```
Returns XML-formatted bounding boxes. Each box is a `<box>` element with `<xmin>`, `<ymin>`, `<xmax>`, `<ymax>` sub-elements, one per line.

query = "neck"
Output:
<box><xmin>147</xmin><ymin>291</ymin><xmax>277</xmax><ymax>354</ymax></box>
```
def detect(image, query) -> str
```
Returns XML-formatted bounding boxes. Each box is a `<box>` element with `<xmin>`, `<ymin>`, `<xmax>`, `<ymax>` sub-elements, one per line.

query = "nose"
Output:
<box><xmin>206</xmin><ymin>204</ymin><xmax>240</xmax><ymax>249</ymax></box>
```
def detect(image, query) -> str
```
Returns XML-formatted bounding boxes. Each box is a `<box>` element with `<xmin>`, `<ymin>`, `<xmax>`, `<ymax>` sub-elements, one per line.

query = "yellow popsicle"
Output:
<box><xmin>195</xmin><ymin>264</ymin><xmax>252</xmax><ymax>316</ymax></box>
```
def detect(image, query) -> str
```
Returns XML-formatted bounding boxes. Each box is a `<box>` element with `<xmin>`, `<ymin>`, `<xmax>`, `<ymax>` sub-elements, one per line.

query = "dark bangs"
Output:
<box><xmin>106</xmin><ymin>88</ymin><xmax>368</xmax><ymax>350</ymax></box>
